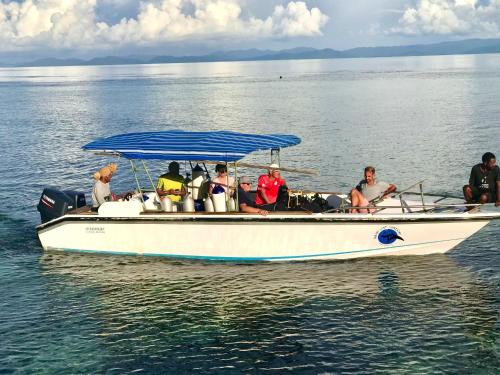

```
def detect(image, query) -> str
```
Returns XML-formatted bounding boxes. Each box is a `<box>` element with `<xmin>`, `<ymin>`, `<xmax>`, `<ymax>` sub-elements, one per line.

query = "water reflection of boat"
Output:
<box><xmin>40</xmin><ymin>252</ymin><xmax>478</xmax><ymax>298</ymax></box>
<box><xmin>39</xmin><ymin>253</ymin><xmax>498</xmax><ymax>373</ymax></box>
<box><xmin>36</xmin><ymin>130</ymin><xmax>500</xmax><ymax>261</ymax></box>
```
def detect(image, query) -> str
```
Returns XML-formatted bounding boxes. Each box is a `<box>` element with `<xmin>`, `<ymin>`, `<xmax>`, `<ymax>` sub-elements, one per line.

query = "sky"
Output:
<box><xmin>1</xmin><ymin>0</ymin><xmax>500</xmax><ymax>62</ymax></box>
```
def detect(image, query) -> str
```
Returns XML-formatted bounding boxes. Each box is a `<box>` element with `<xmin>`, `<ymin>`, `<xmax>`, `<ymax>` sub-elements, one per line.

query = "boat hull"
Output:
<box><xmin>37</xmin><ymin>213</ymin><xmax>495</xmax><ymax>261</ymax></box>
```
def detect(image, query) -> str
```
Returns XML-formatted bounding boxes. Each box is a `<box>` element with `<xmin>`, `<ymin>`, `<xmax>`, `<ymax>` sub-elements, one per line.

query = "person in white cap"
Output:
<box><xmin>255</xmin><ymin>163</ymin><xmax>286</xmax><ymax>205</ymax></box>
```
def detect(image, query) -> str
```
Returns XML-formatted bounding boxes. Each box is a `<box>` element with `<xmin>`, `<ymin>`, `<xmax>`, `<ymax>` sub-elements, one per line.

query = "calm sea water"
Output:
<box><xmin>0</xmin><ymin>55</ymin><xmax>499</xmax><ymax>373</ymax></box>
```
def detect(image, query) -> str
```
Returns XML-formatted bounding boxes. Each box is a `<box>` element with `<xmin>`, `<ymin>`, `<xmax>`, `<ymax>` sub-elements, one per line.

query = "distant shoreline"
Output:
<box><xmin>3</xmin><ymin>38</ymin><xmax>500</xmax><ymax>68</ymax></box>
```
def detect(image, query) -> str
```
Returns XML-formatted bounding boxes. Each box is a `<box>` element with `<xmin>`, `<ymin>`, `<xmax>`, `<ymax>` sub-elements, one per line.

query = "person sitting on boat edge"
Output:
<box><xmin>209</xmin><ymin>163</ymin><xmax>235</xmax><ymax>196</ymax></box>
<box><xmin>92</xmin><ymin>163</ymin><xmax>118</xmax><ymax>209</ymax></box>
<box><xmin>237</xmin><ymin>176</ymin><xmax>268</xmax><ymax>215</ymax></box>
<box><xmin>350</xmin><ymin>166</ymin><xmax>397</xmax><ymax>213</ymax></box>
<box><xmin>156</xmin><ymin>161</ymin><xmax>186</xmax><ymax>203</ymax></box>
<box><xmin>255</xmin><ymin>163</ymin><xmax>286</xmax><ymax>205</ymax></box>
<box><xmin>463</xmin><ymin>152</ymin><xmax>500</xmax><ymax>207</ymax></box>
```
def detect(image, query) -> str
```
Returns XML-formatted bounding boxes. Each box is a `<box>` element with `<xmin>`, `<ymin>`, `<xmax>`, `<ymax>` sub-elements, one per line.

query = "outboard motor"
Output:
<box><xmin>37</xmin><ymin>188</ymin><xmax>86</xmax><ymax>224</ymax></box>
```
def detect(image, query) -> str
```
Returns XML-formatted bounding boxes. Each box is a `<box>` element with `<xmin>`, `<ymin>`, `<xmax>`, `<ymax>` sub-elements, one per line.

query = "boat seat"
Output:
<box><xmin>67</xmin><ymin>205</ymin><xmax>93</xmax><ymax>215</ymax></box>
<box><xmin>98</xmin><ymin>201</ymin><xmax>143</xmax><ymax>217</ymax></box>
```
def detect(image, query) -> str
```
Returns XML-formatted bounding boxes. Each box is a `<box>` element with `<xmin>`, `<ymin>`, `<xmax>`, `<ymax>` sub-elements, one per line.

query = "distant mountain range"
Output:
<box><xmin>8</xmin><ymin>38</ymin><xmax>500</xmax><ymax>68</ymax></box>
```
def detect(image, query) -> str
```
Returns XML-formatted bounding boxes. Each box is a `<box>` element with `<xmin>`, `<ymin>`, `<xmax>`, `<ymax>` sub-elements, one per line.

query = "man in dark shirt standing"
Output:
<box><xmin>463</xmin><ymin>152</ymin><xmax>500</xmax><ymax>206</ymax></box>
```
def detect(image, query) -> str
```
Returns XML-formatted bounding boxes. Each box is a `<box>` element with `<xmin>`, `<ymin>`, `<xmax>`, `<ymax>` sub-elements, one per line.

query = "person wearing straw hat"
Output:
<box><xmin>92</xmin><ymin>163</ymin><xmax>118</xmax><ymax>208</ymax></box>
<box><xmin>255</xmin><ymin>163</ymin><xmax>286</xmax><ymax>205</ymax></box>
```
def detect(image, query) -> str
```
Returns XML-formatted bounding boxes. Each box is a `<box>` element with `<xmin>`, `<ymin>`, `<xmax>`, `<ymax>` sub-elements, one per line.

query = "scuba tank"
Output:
<box><xmin>212</xmin><ymin>185</ymin><xmax>227</xmax><ymax>212</ymax></box>
<box><xmin>228</xmin><ymin>197</ymin><xmax>236</xmax><ymax>212</ymax></box>
<box><xmin>160</xmin><ymin>195</ymin><xmax>173</xmax><ymax>212</ymax></box>
<box><xmin>204</xmin><ymin>196</ymin><xmax>214</xmax><ymax>212</ymax></box>
<box><xmin>183</xmin><ymin>192</ymin><xmax>195</xmax><ymax>212</ymax></box>
<box><xmin>188</xmin><ymin>164</ymin><xmax>206</xmax><ymax>200</ymax></box>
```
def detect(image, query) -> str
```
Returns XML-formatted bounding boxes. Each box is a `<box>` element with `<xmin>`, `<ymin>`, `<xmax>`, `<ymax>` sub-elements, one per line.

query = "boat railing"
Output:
<box><xmin>323</xmin><ymin>203</ymin><xmax>481</xmax><ymax>214</ymax></box>
<box><xmin>321</xmin><ymin>179</ymin><xmax>478</xmax><ymax>214</ymax></box>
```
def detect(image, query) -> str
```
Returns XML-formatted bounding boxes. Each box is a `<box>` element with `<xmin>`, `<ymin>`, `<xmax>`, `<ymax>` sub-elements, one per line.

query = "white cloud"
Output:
<box><xmin>0</xmin><ymin>0</ymin><xmax>329</xmax><ymax>51</ymax></box>
<box><xmin>392</xmin><ymin>0</ymin><xmax>500</xmax><ymax>36</ymax></box>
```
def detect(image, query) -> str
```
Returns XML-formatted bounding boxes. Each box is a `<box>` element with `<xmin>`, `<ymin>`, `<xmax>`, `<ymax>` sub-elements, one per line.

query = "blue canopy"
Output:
<box><xmin>82</xmin><ymin>130</ymin><xmax>301</xmax><ymax>162</ymax></box>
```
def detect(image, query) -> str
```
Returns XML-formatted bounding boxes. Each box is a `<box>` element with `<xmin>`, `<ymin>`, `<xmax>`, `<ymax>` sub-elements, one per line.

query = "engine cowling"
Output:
<box><xmin>37</xmin><ymin>188</ymin><xmax>86</xmax><ymax>223</ymax></box>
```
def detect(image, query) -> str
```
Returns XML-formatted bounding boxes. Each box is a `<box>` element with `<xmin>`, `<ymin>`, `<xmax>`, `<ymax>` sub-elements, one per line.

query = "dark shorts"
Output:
<box><xmin>470</xmin><ymin>186</ymin><xmax>494</xmax><ymax>203</ymax></box>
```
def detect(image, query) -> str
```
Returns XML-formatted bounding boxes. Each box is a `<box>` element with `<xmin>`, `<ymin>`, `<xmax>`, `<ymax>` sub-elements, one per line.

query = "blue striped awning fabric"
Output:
<box><xmin>82</xmin><ymin>130</ymin><xmax>301</xmax><ymax>161</ymax></box>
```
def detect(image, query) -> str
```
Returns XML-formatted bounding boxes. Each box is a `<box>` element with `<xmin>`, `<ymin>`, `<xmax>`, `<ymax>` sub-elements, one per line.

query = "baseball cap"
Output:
<box><xmin>239</xmin><ymin>176</ymin><xmax>252</xmax><ymax>184</ymax></box>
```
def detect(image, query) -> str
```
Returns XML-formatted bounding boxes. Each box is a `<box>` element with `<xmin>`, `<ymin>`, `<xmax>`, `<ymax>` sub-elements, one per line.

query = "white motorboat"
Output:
<box><xmin>36</xmin><ymin>130</ymin><xmax>499</xmax><ymax>261</ymax></box>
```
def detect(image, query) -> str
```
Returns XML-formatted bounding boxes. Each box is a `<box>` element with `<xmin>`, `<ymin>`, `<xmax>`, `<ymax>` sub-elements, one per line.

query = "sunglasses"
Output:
<box><xmin>242</xmin><ymin>182</ymin><xmax>251</xmax><ymax>185</ymax></box>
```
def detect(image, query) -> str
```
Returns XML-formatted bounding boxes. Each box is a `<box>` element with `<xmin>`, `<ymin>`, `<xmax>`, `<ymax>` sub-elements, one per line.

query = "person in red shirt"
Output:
<box><xmin>255</xmin><ymin>164</ymin><xmax>286</xmax><ymax>205</ymax></box>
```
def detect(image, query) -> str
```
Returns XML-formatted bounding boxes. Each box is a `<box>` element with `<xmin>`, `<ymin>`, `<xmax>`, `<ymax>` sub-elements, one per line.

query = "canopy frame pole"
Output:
<box><xmin>201</xmin><ymin>162</ymin><xmax>211</xmax><ymax>180</ymax></box>
<box><xmin>234</xmin><ymin>161</ymin><xmax>238</xmax><ymax>212</ymax></box>
<box><xmin>224</xmin><ymin>160</ymin><xmax>230</xmax><ymax>211</ymax></box>
<box><xmin>184</xmin><ymin>160</ymin><xmax>191</xmax><ymax>181</ymax></box>
<box><xmin>141</xmin><ymin>160</ymin><xmax>161</xmax><ymax>208</ymax></box>
<box><xmin>187</xmin><ymin>161</ymin><xmax>194</xmax><ymax>197</ymax></box>
<box><xmin>271</xmin><ymin>148</ymin><xmax>280</xmax><ymax>166</ymax></box>
<box><xmin>129</xmin><ymin>159</ymin><xmax>146</xmax><ymax>210</ymax></box>
<box><xmin>419</xmin><ymin>182</ymin><xmax>426</xmax><ymax>212</ymax></box>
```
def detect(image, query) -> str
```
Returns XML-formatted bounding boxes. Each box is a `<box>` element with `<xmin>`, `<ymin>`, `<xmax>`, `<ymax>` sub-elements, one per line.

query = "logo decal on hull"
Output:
<box><xmin>376</xmin><ymin>227</ymin><xmax>404</xmax><ymax>245</ymax></box>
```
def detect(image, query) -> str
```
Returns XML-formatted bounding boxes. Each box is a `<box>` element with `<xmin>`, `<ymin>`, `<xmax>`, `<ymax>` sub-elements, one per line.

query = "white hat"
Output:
<box><xmin>269</xmin><ymin>163</ymin><xmax>280</xmax><ymax>169</ymax></box>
